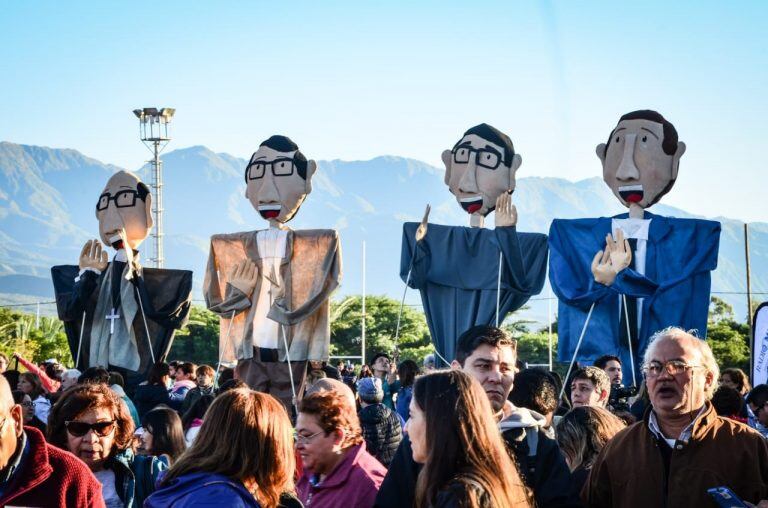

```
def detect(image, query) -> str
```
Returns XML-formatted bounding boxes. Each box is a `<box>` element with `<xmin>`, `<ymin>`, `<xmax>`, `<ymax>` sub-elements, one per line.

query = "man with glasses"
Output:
<box><xmin>400</xmin><ymin>124</ymin><xmax>547</xmax><ymax>363</ymax></box>
<box><xmin>0</xmin><ymin>376</ymin><xmax>104</xmax><ymax>507</ymax></box>
<box><xmin>746</xmin><ymin>384</ymin><xmax>768</xmax><ymax>438</ymax></box>
<box><xmin>584</xmin><ymin>327</ymin><xmax>768</xmax><ymax>507</ymax></box>
<box><xmin>205</xmin><ymin>135</ymin><xmax>341</xmax><ymax>413</ymax></box>
<box><xmin>52</xmin><ymin>171</ymin><xmax>192</xmax><ymax>391</ymax></box>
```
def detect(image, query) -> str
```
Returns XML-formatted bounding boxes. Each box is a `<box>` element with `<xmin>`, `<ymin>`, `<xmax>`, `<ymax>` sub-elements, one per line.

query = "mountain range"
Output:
<box><xmin>0</xmin><ymin>141</ymin><xmax>765</xmax><ymax>326</ymax></box>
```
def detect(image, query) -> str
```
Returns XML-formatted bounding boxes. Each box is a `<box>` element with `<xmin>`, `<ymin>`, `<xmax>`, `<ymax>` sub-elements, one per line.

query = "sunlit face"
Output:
<box><xmin>65</xmin><ymin>407</ymin><xmax>117</xmax><ymax>472</ymax></box>
<box><xmin>0</xmin><ymin>400</ymin><xmax>23</xmax><ymax>471</ymax></box>
<box><xmin>719</xmin><ymin>374</ymin><xmax>737</xmax><ymax>391</ymax></box>
<box><xmin>454</xmin><ymin>344</ymin><xmax>515</xmax><ymax>413</ymax></box>
<box><xmin>372</xmin><ymin>356</ymin><xmax>390</xmax><ymax>376</ymax></box>
<box><xmin>17</xmin><ymin>378</ymin><xmax>33</xmax><ymax>395</ymax></box>
<box><xmin>598</xmin><ymin>118</ymin><xmax>685</xmax><ymax>209</ymax></box>
<box><xmin>442</xmin><ymin>133</ymin><xmax>521</xmax><ymax>217</ymax></box>
<box><xmin>571</xmin><ymin>380</ymin><xmax>605</xmax><ymax>408</ymax></box>
<box><xmin>140</xmin><ymin>427</ymin><xmax>154</xmax><ymax>454</ymax></box>
<box><xmin>604</xmin><ymin>360</ymin><xmax>623</xmax><ymax>385</ymax></box>
<box><xmin>245</xmin><ymin>145</ymin><xmax>316</xmax><ymax>224</ymax></box>
<box><xmin>646</xmin><ymin>337</ymin><xmax>712</xmax><ymax>418</ymax></box>
<box><xmin>404</xmin><ymin>397</ymin><xmax>427</xmax><ymax>463</ymax></box>
<box><xmin>96</xmin><ymin>171</ymin><xmax>152</xmax><ymax>250</ymax></box>
<box><xmin>295</xmin><ymin>413</ymin><xmax>342</xmax><ymax>475</ymax></box>
<box><xmin>197</xmin><ymin>373</ymin><xmax>213</xmax><ymax>388</ymax></box>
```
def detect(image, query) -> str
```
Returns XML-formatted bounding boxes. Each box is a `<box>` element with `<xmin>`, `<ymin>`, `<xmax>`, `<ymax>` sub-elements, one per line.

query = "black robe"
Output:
<box><xmin>51</xmin><ymin>262</ymin><xmax>192</xmax><ymax>392</ymax></box>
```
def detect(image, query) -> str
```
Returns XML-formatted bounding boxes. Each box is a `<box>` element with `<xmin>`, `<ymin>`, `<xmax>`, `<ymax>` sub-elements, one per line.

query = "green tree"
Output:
<box><xmin>707</xmin><ymin>296</ymin><xmax>750</xmax><ymax>372</ymax></box>
<box><xmin>0</xmin><ymin>309</ymin><xmax>72</xmax><ymax>366</ymax></box>
<box><xmin>169</xmin><ymin>306</ymin><xmax>220</xmax><ymax>366</ymax></box>
<box><xmin>330</xmin><ymin>295</ymin><xmax>432</xmax><ymax>363</ymax></box>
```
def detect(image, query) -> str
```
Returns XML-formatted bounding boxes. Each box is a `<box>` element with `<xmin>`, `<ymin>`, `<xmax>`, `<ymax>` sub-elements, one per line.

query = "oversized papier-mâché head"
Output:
<box><xmin>95</xmin><ymin>171</ymin><xmax>153</xmax><ymax>250</ymax></box>
<box><xmin>442</xmin><ymin>123</ymin><xmax>522</xmax><ymax>218</ymax></box>
<box><xmin>244</xmin><ymin>135</ymin><xmax>317</xmax><ymax>225</ymax></box>
<box><xmin>597</xmin><ymin>110</ymin><xmax>686</xmax><ymax>210</ymax></box>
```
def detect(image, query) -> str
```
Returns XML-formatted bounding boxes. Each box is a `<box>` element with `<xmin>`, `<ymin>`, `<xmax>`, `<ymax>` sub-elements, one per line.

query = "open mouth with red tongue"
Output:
<box><xmin>257</xmin><ymin>203</ymin><xmax>282</xmax><ymax>220</ymax></box>
<box><xmin>459</xmin><ymin>196</ymin><xmax>484</xmax><ymax>214</ymax></box>
<box><xmin>618</xmin><ymin>185</ymin><xmax>644</xmax><ymax>204</ymax></box>
<box><xmin>108</xmin><ymin>234</ymin><xmax>124</xmax><ymax>250</ymax></box>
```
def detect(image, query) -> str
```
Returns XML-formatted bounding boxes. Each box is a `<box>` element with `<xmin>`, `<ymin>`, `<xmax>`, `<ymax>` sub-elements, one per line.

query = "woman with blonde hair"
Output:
<box><xmin>145</xmin><ymin>388</ymin><xmax>299</xmax><ymax>508</ymax></box>
<box><xmin>556</xmin><ymin>405</ymin><xmax>626</xmax><ymax>496</ymax></box>
<box><xmin>407</xmin><ymin>370</ymin><xmax>531</xmax><ymax>508</ymax></box>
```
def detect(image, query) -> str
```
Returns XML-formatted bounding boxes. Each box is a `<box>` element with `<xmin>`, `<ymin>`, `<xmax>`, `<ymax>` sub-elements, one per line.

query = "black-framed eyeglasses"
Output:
<box><xmin>293</xmin><ymin>430</ymin><xmax>324</xmax><ymax>445</ymax></box>
<box><xmin>642</xmin><ymin>360</ymin><xmax>702</xmax><ymax>378</ymax></box>
<box><xmin>452</xmin><ymin>145</ymin><xmax>504</xmax><ymax>170</ymax></box>
<box><xmin>65</xmin><ymin>420</ymin><xmax>116</xmax><ymax>437</ymax></box>
<box><xmin>246</xmin><ymin>157</ymin><xmax>296</xmax><ymax>180</ymax></box>
<box><xmin>96</xmin><ymin>190</ymin><xmax>142</xmax><ymax>212</ymax></box>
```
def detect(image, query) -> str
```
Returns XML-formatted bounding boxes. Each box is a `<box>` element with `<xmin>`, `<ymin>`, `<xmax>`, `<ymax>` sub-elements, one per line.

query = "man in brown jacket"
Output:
<box><xmin>584</xmin><ymin>327</ymin><xmax>768</xmax><ymax>507</ymax></box>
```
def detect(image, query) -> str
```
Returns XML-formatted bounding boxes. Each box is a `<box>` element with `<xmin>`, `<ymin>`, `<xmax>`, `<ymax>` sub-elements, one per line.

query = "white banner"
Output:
<box><xmin>752</xmin><ymin>302</ymin><xmax>768</xmax><ymax>386</ymax></box>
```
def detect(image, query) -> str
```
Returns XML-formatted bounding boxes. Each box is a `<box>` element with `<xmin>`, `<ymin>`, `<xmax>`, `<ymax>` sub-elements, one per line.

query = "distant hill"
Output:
<box><xmin>0</xmin><ymin>141</ymin><xmax>765</xmax><ymax>324</ymax></box>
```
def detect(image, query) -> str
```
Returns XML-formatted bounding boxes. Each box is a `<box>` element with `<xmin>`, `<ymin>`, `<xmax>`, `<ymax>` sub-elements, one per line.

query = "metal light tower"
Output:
<box><xmin>133</xmin><ymin>107</ymin><xmax>175</xmax><ymax>268</ymax></box>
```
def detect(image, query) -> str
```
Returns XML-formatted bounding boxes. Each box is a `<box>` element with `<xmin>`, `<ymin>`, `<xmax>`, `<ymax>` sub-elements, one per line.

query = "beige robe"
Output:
<box><xmin>204</xmin><ymin>229</ymin><xmax>342</xmax><ymax>363</ymax></box>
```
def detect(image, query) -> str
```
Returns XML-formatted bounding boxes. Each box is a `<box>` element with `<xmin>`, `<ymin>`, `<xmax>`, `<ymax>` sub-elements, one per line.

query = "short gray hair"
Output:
<box><xmin>643</xmin><ymin>327</ymin><xmax>719</xmax><ymax>400</ymax></box>
<box><xmin>62</xmin><ymin>369</ymin><xmax>82</xmax><ymax>382</ymax></box>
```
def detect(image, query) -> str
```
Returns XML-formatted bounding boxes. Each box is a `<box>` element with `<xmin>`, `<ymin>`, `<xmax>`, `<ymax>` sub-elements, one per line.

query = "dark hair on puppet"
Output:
<box><xmin>604</xmin><ymin>110</ymin><xmax>679</xmax><ymax>156</ymax></box>
<box><xmin>243</xmin><ymin>134</ymin><xmax>309</xmax><ymax>183</ymax></box>
<box><xmin>452</xmin><ymin>123</ymin><xmax>516</xmax><ymax>168</ymax></box>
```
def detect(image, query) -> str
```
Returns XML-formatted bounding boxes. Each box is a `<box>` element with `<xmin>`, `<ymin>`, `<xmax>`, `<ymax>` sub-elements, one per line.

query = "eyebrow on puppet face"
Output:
<box><xmin>640</xmin><ymin>127</ymin><xmax>659</xmax><ymax>139</ymax></box>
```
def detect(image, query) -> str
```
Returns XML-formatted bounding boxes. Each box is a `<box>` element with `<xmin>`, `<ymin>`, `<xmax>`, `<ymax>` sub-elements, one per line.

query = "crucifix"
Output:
<box><xmin>106</xmin><ymin>308</ymin><xmax>120</xmax><ymax>335</ymax></box>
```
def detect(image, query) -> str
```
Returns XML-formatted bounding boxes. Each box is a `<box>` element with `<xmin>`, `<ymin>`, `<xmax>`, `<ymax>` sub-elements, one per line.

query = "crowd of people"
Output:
<box><xmin>0</xmin><ymin>324</ymin><xmax>768</xmax><ymax>507</ymax></box>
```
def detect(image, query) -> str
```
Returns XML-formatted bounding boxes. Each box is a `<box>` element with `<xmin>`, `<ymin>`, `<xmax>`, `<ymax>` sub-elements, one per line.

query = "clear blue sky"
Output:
<box><xmin>2</xmin><ymin>1</ymin><xmax>766</xmax><ymax>222</ymax></box>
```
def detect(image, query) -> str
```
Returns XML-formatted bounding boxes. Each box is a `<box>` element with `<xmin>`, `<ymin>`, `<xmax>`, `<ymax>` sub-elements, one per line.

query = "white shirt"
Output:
<box><xmin>252</xmin><ymin>228</ymin><xmax>288</xmax><ymax>349</ymax></box>
<box><xmin>612</xmin><ymin>218</ymin><xmax>652</xmax><ymax>331</ymax></box>
<box><xmin>648</xmin><ymin>406</ymin><xmax>707</xmax><ymax>449</ymax></box>
<box><xmin>94</xmin><ymin>469</ymin><xmax>124</xmax><ymax>508</ymax></box>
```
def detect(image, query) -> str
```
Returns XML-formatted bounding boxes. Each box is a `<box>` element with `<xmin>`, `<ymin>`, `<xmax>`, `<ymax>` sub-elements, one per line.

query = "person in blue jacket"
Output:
<box><xmin>549</xmin><ymin>110</ymin><xmax>720</xmax><ymax>384</ymax></box>
<box><xmin>401</xmin><ymin>124</ymin><xmax>548</xmax><ymax>363</ymax></box>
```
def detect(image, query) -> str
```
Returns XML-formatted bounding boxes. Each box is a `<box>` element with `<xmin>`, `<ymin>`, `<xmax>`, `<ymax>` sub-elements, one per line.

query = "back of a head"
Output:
<box><xmin>397</xmin><ymin>360</ymin><xmax>420</xmax><ymax>388</ymax></box>
<box><xmin>217</xmin><ymin>378</ymin><xmax>246</xmax><ymax>395</ymax></box>
<box><xmin>455</xmin><ymin>325</ymin><xmax>516</xmax><ymax>366</ymax></box>
<box><xmin>108</xmin><ymin>371</ymin><xmax>125</xmax><ymax>388</ymax></box>
<box><xmin>217</xmin><ymin>367</ymin><xmax>235</xmax><ymax>386</ymax></box>
<box><xmin>179</xmin><ymin>362</ymin><xmax>197</xmax><ymax>380</ymax></box>
<box><xmin>413</xmin><ymin>371</ymin><xmax>530</xmax><ymax>508</ymax></box>
<box><xmin>556</xmin><ymin>406</ymin><xmax>626</xmax><ymax>471</ymax></box>
<box><xmin>712</xmin><ymin>386</ymin><xmax>745</xmax><ymax>417</ymax></box>
<box><xmin>509</xmin><ymin>368</ymin><xmax>558</xmax><ymax>417</ymax></box>
<box><xmin>357</xmin><ymin>377</ymin><xmax>384</xmax><ymax>405</ymax></box>
<box><xmin>182</xmin><ymin>394</ymin><xmax>215</xmax><ymax>431</ymax></box>
<box><xmin>147</xmin><ymin>362</ymin><xmax>170</xmax><ymax>386</ymax></box>
<box><xmin>747</xmin><ymin>384</ymin><xmax>768</xmax><ymax>407</ymax></box>
<box><xmin>164</xmin><ymin>388</ymin><xmax>294</xmax><ymax>507</ymax></box>
<box><xmin>78</xmin><ymin>366</ymin><xmax>111</xmax><ymax>385</ymax></box>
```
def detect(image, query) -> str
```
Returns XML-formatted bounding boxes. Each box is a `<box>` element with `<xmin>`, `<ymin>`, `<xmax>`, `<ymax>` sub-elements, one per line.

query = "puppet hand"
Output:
<box><xmin>415</xmin><ymin>204</ymin><xmax>430</xmax><ymax>242</ymax></box>
<box><xmin>79</xmin><ymin>239</ymin><xmax>108</xmax><ymax>272</ymax></box>
<box><xmin>495</xmin><ymin>192</ymin><xmax>517</xmax><ymax>227</ymax></box>
<box><xmin>591</xmin><ymin>249</ymin><xmax>617</xmax><ymax>286</ymax></box>
<box><xmin>607</xmin><ymin>230</ymin><xmax>632</xmax><ymax>272</ymax></box>
<box><xmin>228</xmin><ymin>259</ymin><xmax>258</xmax><ymax>297</ymax></box>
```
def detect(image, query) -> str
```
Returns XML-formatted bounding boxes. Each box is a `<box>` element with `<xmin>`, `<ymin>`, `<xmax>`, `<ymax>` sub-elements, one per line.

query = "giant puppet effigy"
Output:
<box><xmin>52</xmin><ymin>171</ymin><xmax>193</xmax><ymax>390</ymax></box>
<box><xmin>204</xmin><ymin>135</ymin><xmax>341</xmax><ymax>411</ymax></box>
<box><xmin>549</xmin><ymin>110</ymin><xmax>720</xmax><ymax>383</ymax></box>
<box><xmin>400</xmin><ymin>124</ymin><xmax>548</xmax><ymax>363</ymax></box>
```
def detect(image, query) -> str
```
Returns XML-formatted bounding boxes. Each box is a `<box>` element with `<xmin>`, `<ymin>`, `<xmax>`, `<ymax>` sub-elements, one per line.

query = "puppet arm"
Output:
<box><xmin>548</xmin><ymin>220</ymin><xmax>614</xmax><ymax>311</ymax></box>
<box><xmin>13</xmin><ymin>354</ymin><xmax>60</xmax><ymax>393</ymax></box>
<box><xmin>137</xmin><ymin>271</ymin><xmax>193</xmax><ymax>330</ymax></box>
<box><xmin>55</xmin><ymin>270</ymin><xmax>100</xmax><ymax>322</ymax></box>
<box><xmin>267</xmin><ymin>233</ymin><xmax>341</xmax><ymax>326</ymax></box>
<box><xmin>203</xmin><ymin>242</ymin><xmax>254</xmax><ymax>317</ymax></box>
<box><xmin>495</xmin><ymin>226</ymin><xmax>533</xmax><ymax>293</ymax></box>
<box><xmin>400</xmin><ymin>223</ymin><xmax>430</xmax><ymax>290</ymax></box>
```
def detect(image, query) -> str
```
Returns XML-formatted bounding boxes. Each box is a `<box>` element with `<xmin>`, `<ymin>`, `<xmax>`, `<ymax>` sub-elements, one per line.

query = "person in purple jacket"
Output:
<box><xmin>145</xmin><ymin>388</ymin><xmax>301</xmax><ymax>508</ymax></box>
<box><xmin>296</xmin><ymin>389</ymin><xmax>386</xmax><ymax>507</ymax></box>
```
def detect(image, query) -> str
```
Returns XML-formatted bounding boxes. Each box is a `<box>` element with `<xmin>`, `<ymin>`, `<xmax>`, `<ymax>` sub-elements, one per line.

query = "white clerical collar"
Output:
<box><xmin>612</xmin><ymin>217</ymin><xmax>651</xmax><ymax>241</ymax></box>
<box><xmin>114</xmin><ymin>249</ymin><xmax>128</xmax><ymax>262</ymax></box>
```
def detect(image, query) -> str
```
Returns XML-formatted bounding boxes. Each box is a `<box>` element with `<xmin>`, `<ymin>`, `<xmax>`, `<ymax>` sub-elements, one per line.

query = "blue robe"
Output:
<box><xmin>401</xmin><ymin>223</ymin><xmax>548</xmax><ymax>363</ymax></box>
<box><xmin>548</xmin><ymin>212</ymin><xmax>720</xmax><ymax>383</ymax></box>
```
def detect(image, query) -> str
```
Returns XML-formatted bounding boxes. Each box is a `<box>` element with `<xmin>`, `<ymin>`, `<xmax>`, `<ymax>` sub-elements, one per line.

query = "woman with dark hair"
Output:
<box><xmin>394</xmin><ymin>359</ymin><xmax>419</xmax><ymax>423</ymax></box>
<box><xmin>721</xmin><ymin>367</ymin><xmax>751</xmax><ymax>396</ymax></box>
<box><xmin>181</xmin><ymin>394</ymin><xmax>214</xmax><ymax>447</ymax></box>
<box><xmin>134</xmin><ymin>362</ymin><xmax>171</xmax><ymax>419</ymax></box>
<box><xmin>296</xmin><ymin>389</ymin><xmax>387</xmax><ymax>506</ymax></box>
<box><xmin>407</xmin><ymin>370</ymin><xmax>531</xmax><ymax>508</ymax></box>
<box><xmin>18</xmin><ymin>372</ymin><xmax>51</xmax><ymax>428</ymax></box>
<box><xmin>12</xmin><ymin>389</ymin><xmax>45</xmax><ymax>433</ymax></box>
<box><xmin>140</xmin><ymin>407</ymin><xmax>186</xmax><ymax>465</ymax></box>
<box><xmin>146</xmin><ymin>388</ymin><xmax>300</xmax><ymax>508</ymax></box>
<box><xmin>555</xmin><ymin>406</ymin><xmax>626</xmax><ymax>497</ymax></box>
<box><xmin>47</xmin><ymin>383</ymin><xmax>167</xmax><ymax>507</ymax></box>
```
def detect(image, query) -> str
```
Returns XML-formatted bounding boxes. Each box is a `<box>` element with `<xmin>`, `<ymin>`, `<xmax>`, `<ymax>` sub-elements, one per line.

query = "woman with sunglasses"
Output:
<box><xmin>48</xmin><ymin>383</ymin><xmax>167</xmax><ymax>508</ymax></box>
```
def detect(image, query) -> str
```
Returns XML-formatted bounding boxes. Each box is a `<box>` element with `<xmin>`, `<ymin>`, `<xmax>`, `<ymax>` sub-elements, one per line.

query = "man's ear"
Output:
<box><xmin>450</xmin><ymin>360</ymin><xmax>461</xmax><ymax>370</ymax></box>
<box><xmin>509</xmin><ymin>153</ymin><xmax>522</xmax><ymax>189</ymax></box>
<box><xmin>600</xmin><ymin>389</ymin><xmax>610</xmax><ymax>402</ymax></box>
<box><xmin>144</xmin><ymin>192</ymin><xmax>154</xmax><ymax>230</ymax></box>
<box><xmin>305</xmin><ymin>160</ymin><xmax>317</xmax><ymax>194</ymax></box>
<box><xmin>442</xmin><ymin>150</ymin><xmax>452</xmax><ymax>186</ymax></box>
<box><xmin>596</xmin><ymin>143</ymin><xmax>607</xmax><ymax>164</ymax></box>
<box><xmin>670</xmin><ymin>141</ymin><xmax>686</xmax><ymax>180</ymax></box>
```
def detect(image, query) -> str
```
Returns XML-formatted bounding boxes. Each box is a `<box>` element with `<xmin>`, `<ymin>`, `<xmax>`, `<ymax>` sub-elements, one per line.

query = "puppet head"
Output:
<box><xmin>442</xmin><ymin>123</ymin><xmax>522</xmax><ymax>219</ymax></box>
<box><xmin>95</xmin><ymin>171</ymin><xmax>153</xmax><ymax>251</ymax></box>
<box><xmin>597</xmin><ymin>110</ymin><xmax>686</xmax><ymax>211</ymax></box>
<box><xmin>244</xmin><ymin>135</ymin><xmax>317</xmax><ymax>225</ymax></box>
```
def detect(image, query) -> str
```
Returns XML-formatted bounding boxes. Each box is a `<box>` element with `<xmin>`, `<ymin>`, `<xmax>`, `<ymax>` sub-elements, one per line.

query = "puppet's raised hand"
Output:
<box><xmin>79</xmin><ymin>239</ymin><xmax>108</xmax><ymax>272</ymax></box>
<box><xmin>591</xmin><ymin>248</ymin><xmax>617</xmax><ymax>286</ymax></box>
<box><xmin>495</xmin><ymin>192</ymin><xmax>517</xmax><ymax>228</ymax></box>
<box><xmin>415</xmin><ymin>204</ymin><xmax>431</xmax><ymax>242</ymax></box>
<box><xmin>228</xmin><ymin>259</ymin><xmax>258</xmax><ymax>297</ymax></box>
<box><xmin>607</xmin><ymin>230</ymin><xmax>632</xmax><ymax>272</ymax></box>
